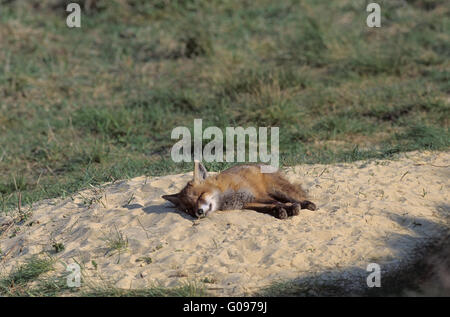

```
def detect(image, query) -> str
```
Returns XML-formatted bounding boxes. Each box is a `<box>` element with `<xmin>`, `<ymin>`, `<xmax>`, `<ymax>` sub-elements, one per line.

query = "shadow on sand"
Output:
<box><xmin>258</xmin><ymin>204</ymin><xmax>450</xmax><ymax>296</ymax></box>
<box><xmin>141</xmin><ymin>202</ymin><xmax>194</xmax><ymax>221</ymax></box>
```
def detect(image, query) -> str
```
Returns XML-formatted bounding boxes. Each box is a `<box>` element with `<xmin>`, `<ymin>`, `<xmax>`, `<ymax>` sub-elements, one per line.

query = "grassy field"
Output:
<box><xmin>0</xmin><ymin>0</ymin><xmax>448</xmax><ymax>212</ymax></box>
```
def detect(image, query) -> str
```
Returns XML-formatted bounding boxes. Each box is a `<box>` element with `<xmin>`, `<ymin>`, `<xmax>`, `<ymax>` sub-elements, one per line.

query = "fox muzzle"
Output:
<box><xmin>196</xmin><ymin>209</ymin><xmax>204</xmax><ymax>218</ymax></box>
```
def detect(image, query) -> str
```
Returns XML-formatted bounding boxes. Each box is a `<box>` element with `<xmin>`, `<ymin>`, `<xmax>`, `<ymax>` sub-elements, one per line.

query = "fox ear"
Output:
<box><xmin>162</xmin><ymin>193</ymin><xmax>181</xmax><ymax>206</ymax></box>
<box><xmin>193</xmin><ymin>161</ymin><xmax>208</xmax><ymax>183</ymax></box>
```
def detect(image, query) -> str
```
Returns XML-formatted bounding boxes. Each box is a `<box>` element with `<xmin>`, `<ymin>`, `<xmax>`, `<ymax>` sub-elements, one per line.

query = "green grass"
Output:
<box><xmin>0</xmin><ymin>0</ymin><xmax>448</xmax><ymax>214</ymax></box>
<box><xmin>0</xmin><ymin>256</ymin><xmax>56</xmax><ymax>296</ymax></box>
<box><xmin>101</xmin><ymin>225</ymin><xmax>129</xmax><ymax>260</ymax></box>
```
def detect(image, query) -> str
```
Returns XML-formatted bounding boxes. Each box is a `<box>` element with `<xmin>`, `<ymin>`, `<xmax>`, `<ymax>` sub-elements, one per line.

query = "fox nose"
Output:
<box><xmin>197</xmin><ymin>209</ymin><xmax>204</xmax><ymax>216</ymax></box>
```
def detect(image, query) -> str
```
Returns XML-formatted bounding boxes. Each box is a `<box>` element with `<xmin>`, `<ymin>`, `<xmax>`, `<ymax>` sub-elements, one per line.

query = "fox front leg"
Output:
<box><xmin>283</xmin><ymin>201</ymin><xmax>316</xmax><ymax>214</ymax></box>
<box><xmin>244</xmin><ymin>201</ymin><xmax>314</xmax><ymax>218</ymax></box>
<box><xmin>243</xmin><ymin>202</ymin><xmax>289</xmax><ymax>219</ymax></box>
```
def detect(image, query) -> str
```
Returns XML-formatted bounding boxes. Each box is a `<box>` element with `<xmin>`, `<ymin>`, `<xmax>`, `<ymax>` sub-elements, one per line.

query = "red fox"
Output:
<box><xmin>162</xmin><ymin>162</ymin><xmax>316</xmax><ymax>219</ymax></box>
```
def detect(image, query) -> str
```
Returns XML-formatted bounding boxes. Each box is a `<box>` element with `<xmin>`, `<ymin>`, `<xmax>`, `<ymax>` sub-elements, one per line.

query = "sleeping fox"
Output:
<box><xmin>162</xmin><ymin>161</ymin><xmax>316</xmax><ymax>219</ymax></box>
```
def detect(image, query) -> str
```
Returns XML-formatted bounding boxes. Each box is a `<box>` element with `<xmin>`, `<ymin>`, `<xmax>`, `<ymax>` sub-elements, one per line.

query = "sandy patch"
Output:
<box><xmin>1</xmin><ymin>151</ymin><xmax>449</xmax><ymax>296</ymax></box>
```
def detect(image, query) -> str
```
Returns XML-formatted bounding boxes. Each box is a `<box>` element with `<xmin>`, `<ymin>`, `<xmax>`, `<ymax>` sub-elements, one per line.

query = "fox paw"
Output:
<box><xmin>282</xmin><ymin>202</ymin><xmax>301</xmax><ymax>216</ymax></box>
<box><xmin>289</xmin><ymin>203</ymin><xmax>301</xmax><ymax>216</ymax></box>
<box><xmin>301</xmin><ymin>200</ymin><xmax>316</xmax><ymax>211</ymax></box>
<box><xmin>274</xmin><ymin>206</ymin><xmax>288</xmax><ymax>219</ymax></box>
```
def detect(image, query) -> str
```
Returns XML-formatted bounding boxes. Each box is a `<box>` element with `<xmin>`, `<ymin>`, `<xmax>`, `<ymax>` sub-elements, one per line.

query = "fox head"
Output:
<box><xmin>162</xmin><ymin>161</ymin><xmax>220</xmax><ymax>218</ymax></box>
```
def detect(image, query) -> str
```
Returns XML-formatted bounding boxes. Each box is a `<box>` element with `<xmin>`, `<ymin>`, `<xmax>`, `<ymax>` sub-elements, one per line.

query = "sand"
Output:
<box><xmin>1</xmin><ymin>151</ymin><xmax>449</xmax><ymax>296</ymax></box>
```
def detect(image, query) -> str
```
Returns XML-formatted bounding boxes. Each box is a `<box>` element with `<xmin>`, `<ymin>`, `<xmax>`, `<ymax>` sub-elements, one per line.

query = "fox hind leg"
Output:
<box><xmin>268</xmin><ymin>191</ymin><xmax>316</xmax><ymax>211</ymax></box>
<box><xmin>267</xmin><ymin>174</ymin><xmax>316</xmax><ymax>211</ymax></box>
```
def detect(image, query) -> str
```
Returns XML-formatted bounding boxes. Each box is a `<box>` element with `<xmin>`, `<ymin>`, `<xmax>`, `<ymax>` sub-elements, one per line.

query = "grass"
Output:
<box><xmin>101</xmin><ymin>225</ymin><xmax>129</xmax><ymax>259</ymax></box>
<box><xmin>0</xmin><ymin>255</ymin><xmax>57</xmax><ymax>296</ymax></box>
<box><xmin>52</xmin><ymin>242</ymin><xmax>65</xmax><ymax>253</ymax></box>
